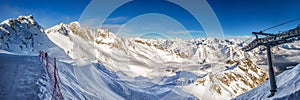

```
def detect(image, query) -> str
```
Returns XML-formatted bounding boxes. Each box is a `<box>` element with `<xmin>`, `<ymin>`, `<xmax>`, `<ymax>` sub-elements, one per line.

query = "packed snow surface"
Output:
<box><xmin>0</xmin><ymin>52</ymin><xmax>51</xmax><ymax>99</ymax></box>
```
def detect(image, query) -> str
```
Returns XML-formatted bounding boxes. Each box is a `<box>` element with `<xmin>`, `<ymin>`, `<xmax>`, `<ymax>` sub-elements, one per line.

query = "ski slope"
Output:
<box><xmin>0</xmin><ymin>52</ymin><xmax>51</xmax><ymax>99</ymax></box>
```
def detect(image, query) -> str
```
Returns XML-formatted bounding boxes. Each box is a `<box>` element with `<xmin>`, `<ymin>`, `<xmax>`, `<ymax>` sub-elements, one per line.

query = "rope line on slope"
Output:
<box><xmin>39</xmin><ymin>51</ymin><xmax>64</xmax><ymax>100</ymax></box>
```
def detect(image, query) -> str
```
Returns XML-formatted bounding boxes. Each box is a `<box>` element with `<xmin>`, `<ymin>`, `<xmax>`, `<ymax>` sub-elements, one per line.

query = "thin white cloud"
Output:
<box><xmin>225</xmin><ymin>35</ymin><xmax>255</xmax><ymax>41</ymax></box>
<box><xmin>78</xmin><ymin>16</ymin><xmax>126</xmax><ymax>33</ymax></box>
<box><xmin>101</xmin><ymin>24</ymin><xmax>125</xmax><ymax>33</ymax></box>
<box><xmin>170</xmin><ymin>30</ymin><xmax>205</xmax><ymax>34</ymax></box>
<box><xmin>170</xmin><ymin>30</ymin><xmax>188</xmax><ymax>34</ymax></box>
<box><xmin>79</xmin><ymin>17</ymin><xmax>102</xmax><ymax>28</ymax></box>
<box><xmin>105</xmin><ymin>16</ymin><xmax>128</xmax><ymax>23</ymax></box>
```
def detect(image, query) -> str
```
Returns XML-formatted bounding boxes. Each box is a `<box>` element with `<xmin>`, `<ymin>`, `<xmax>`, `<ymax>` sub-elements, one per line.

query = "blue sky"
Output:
<box><xmin>0</xmin><ymin>0</ymin><xmax>90</xmax><ymax>28</ymax></box>
<box><xmin>1</xmin><ymin>0</ymin><xmax>300</xmax><ymax>39</ymax></box>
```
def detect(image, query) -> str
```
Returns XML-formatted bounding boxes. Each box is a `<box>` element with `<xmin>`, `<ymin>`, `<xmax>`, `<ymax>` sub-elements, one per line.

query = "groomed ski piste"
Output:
<box><xmin>1</xmin><ymin>15</ymin><xmax>300</xmax><ymax>100</ymax></box>
<box><xmin>0</xmin><ymin>50</ymin><xmax>51</xmax><ymax>99</ymax></box>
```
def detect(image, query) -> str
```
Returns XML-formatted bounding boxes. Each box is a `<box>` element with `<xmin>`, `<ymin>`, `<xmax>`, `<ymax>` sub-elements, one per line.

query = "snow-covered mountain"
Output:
<box><xmin>235</xmin><ymin>63</ymin><xmax>300</xmax><ymax>99</ymax></box>
<box><xmin>44</xmin><ymin>21</ymin><xmax>277</xmax><ymax>99</ymax></box>
<box><xmin>0</xmin><ymin>15</ymin><xmax>67</xmax><ymax>56</ymax></box>
<box><xmin>1</xmin><ymin>15</ymin><xmax>300</xmax><ymax>99</ymax></box>
<box><xmin>0</xmin><ymin>15</ymin><xmax>40</xmax><ymax>51</ymax></box>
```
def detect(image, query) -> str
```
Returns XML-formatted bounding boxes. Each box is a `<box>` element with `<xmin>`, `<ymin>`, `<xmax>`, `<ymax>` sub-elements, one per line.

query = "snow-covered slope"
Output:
<box><xmin>45</xmin><ymin>22</ymin><xmax>277</xmax><ymax>99</ymax></box>
<box><xmin>0</xmin><ymin>51</ymin><xmax>51</xmax><ymax>99</ymax></box>
<box><xmin>235</xmin><ymin>63</ymin><xmax>300</xmax><ymax>99</ymax></box>
<box><xmin>0</xmin><ymin>16</ymin><xmax>198</xmax><ymax>99</ymax></box>
<box><xmin>56</xmin><ymin>58</ymin><xmax>200</xmax><ymax>99</ymax></box>
<box><xmin>0</xmin><ymin>16</ymin><xmax>123</xmax><ymax>99</ymax></box>
<box><xmin>45</xmin><ymin>22</ymin><xmax>100</xmax><ymax>59</ymax></box>
<box><xmin>1</xmin><ymin>15</ymin><xmax>300</xmax><ymax>99</ymax></box>
<box><xmin>0</xmin><ymin>15</ymin><xmax>67</xmax><ymax>59</ymax></box>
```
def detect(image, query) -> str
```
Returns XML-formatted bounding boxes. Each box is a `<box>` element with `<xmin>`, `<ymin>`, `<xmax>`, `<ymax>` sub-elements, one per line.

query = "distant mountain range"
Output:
<box><xmin>1</xmin><ymin>15</ymin><xmax>300</xmax><ymax>99</ymax></box>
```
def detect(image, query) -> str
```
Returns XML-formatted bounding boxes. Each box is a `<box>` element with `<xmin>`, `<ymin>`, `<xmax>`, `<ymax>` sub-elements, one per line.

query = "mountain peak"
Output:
<box><xmin>46</xmin><ymin>21</ymin><xmax>117</xmax><ymax>42</ymax></box>
<box><xmin>1</xmin><ymin>15</ymin><xmax>38</xmax><ymax>27</ymax></box>
<box><xmin>0</xmin><ymin>15</ymin><xmax>58</xmax><ymax>54</ymax></box>
<box><xmin>70</xmin><ymin>21</ymin><xmax>80</xmax><ymax>27</ymax></box>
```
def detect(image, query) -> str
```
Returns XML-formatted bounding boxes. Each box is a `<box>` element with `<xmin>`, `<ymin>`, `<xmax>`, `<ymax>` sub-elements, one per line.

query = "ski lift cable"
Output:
<box><xmin>262</xmin><ymin>17</ymin><xmax>300</xmax><ymax>32</ymax></box>
<box><xmin>238</xmin><ymin>17</ymin><xmax>300</xmax><ymax>51</ymax></box>
<box><xmin>218</xmin><ymin>18</ymin><xmax>300</xmax><ymax>72</ymax></box>
<box><xmin>208</xmin><ymin>17</ymin><xmax>300</xmax><ymax>75</ymax></box>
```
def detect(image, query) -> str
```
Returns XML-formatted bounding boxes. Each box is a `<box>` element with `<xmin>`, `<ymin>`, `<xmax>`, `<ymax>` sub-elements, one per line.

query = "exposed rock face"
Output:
<box><xmin>0</xmin><ymin>15</ymin><xmax>58</xmax><ymax>54</ymax></box>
